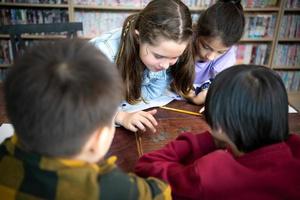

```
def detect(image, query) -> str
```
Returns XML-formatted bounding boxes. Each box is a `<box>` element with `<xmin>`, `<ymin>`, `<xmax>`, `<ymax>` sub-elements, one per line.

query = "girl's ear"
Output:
<box><xmin>211</xmin><ymin>129</ymin><xmax>228</xmax><ymax>149</ymax></box>
<box><xmin>75</xmin><ymin>124</ymin><xmax>115</xmax><ymax>163</ymax></box>
<box><xmin>211</xmin><ymin>128</ymin><xmax>244</xmax><ymax>157</ymax></box>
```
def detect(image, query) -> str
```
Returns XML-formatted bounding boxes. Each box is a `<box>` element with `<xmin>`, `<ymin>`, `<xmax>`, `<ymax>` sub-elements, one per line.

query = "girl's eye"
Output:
<box><xmin>203</xmin><ymin>44</ymin><xmax>210</xmax><ymax>50</ymax></box>
<box><xmin>154</xmin><ymin>54</ymin><xmax>164</xmax><ymax>59</ymax></box>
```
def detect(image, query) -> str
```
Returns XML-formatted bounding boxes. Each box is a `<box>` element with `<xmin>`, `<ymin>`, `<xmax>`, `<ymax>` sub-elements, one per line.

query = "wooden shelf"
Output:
<box><xmin>0</xmin><ymin>34</ymin><xmax>70</xmax><ymax>39</ymax></box>
<box><xmin>240</xmin><ymin>37</ymin><xmax>273</xmax><ymax>42</ymax></box>
<box><xmin>284</xmin><ymin>8</ymin><xmax>300</xmax><ymax>12</ymax></box>
<box><xmin>71</xmin><ymin>5</ymin><xmax>282</xmax><ymax>12</ymax></box>
<box><xmin>273</xmin><ymin>66</ymin><xmax>300</xmax><ymax>70</ymax></box>
<box><xmin>278</xmin><ymin>38</ymin><xmax>300</xmax><ymax>42</ymax></box>
<box><xmin>0</xmin><ymin>34</ymin><xmax>9</xmax><ymax>39</ymax></box>
<box><xmin>78</xmin><ymin>36</ymin><xmax>92</xmax><ymax>40</ymax></box>
<box><xmin>73</xmin><ymin>5</ymin><xmax>141</xmax><ymax>11</ymax></box>
<box><xmin>189</xmin><ymin>7</ymin><xmax>206</xmax><ymax>11</ymax></box>
<box><xmin>0</xmin><ymin>2</ymin><xmax>68</xmax><ymax>8</ymax></box>
<box><xmin>236</xmin><ymin>62</ymin><xmax>268</xmax><ymax>68</ymax></box>
<box><xmin>243</xmin><ymin>7</ymin><xmax>280</xmax><ymax>12</ymax></box>
<box><xmin>0</xmin><ymin>64</ymin><xmax>11</xmax><ymax>68</ymax></box>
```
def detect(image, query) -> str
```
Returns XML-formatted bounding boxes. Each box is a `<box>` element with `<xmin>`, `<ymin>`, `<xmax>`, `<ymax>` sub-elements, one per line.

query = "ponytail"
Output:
<box><xmin>116</xmin><ymin>14</ymin><xmax>143</xmax><ymax>104</ymax></box>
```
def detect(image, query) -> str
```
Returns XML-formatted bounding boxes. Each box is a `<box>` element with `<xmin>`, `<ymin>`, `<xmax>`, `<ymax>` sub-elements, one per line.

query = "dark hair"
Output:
<box><xmin>116</xmin><ymin>0</ymin><xmax>194</xmax><ymax>104</ymax></box>
<box><xmin>204</xmin><ymin>65</ymin><xmax>289</xmax><ymax>152</ymax></box>
<box><xmin>4</xmin><ymin>40</ymin><xmax>122</xmax><ymax>157</ymax></box>
<box><xmin>195</xmin><ymin>0</ymin><xmax>245</xmax><ymax>47</ymax></box>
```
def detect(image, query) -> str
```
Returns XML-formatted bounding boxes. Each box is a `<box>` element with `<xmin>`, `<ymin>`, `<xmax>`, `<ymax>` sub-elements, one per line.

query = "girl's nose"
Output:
<box><xmin>206</xmin><ymin>52</ymin><xmax>217</xmax><ymax>61</ymax></box>
<box><xmin>159</xmin><ymin>62</ymin><xmax>169</xmax><ymax>69</ymax></box>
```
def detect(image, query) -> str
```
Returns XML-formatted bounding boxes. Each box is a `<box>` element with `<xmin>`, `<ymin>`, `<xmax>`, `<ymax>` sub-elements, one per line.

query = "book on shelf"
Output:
<box><xmin>285</xmin><ymin>0</ymin><xmax>300</xmax><ymax>8</ymax></box>
<box><xmin>0</xmin><ymin>8</ymin><xmax>69</xmax><ymax>26</ymax></box>
<box><xmin>185</xmin><ymin>0</ymin><xmax>216</xmax><ymax>7</ymax></box>
<box><xmin>73</xmin><ymin>0</ymin><xmax>150</xmax><ymax>7</ymax></box>
<box><xmin>244</xmin><ymin>14</ymin><xmax>276</xmax><ymax>39</ymax></box>
<box><xmin>75</xmin><ymin>11</ymin><xmax>130</xmax><ymax>37</ymax></box>
<box><xmin>0</xmin><ymin>68</ymin><xmax>10</xmax><ymax>81</ymax></box>
<box><xmin>241</xmin><ymin>0</ymin><xmax>278</xmax><ymax>8</ymax></box>
<box><xmin>274</xmin><ymin>44</ymin><xmax>300</xmax><ymax>67</ymax></box>
<box><xmin>0</xmin><ymin>39</ymin><xmax>52</xmax><ymax>64</ymax></box>
<box><xmin>0</xmin><ymin>0</ymin><xmax>68</xmax><ymax>4</ymax></box>
<box><xmin>279</xmin><ymin>15</ymin><xmax>300</xmax><ymax>39</ymax></box>
<box><xmin>277</xmin><ymin>71</ymin><xmax>300</xmax><ymax>92</ymax></box>
<box><xmin>0</xmin><ymin>40</ymin><xmax>13</xmax><ymax>65</ymax></box>
<box><xmin>236</xmin><ymin>44</ymin><xmax>270</xmax><ymax>65</ymax></box>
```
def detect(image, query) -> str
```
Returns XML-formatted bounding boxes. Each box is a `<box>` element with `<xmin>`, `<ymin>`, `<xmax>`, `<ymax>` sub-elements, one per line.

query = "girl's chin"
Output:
<box><xmin>149</xmin><ymin>67</ymin><xmax>164</xmax><ymax>72</ymax></box>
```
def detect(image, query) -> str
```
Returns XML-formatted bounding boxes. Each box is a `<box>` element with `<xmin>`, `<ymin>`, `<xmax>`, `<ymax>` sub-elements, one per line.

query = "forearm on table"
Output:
<box><xmin>135</xmin><ymin>132</ymin><xmax>216</xmax><ymax>174</ymax></box>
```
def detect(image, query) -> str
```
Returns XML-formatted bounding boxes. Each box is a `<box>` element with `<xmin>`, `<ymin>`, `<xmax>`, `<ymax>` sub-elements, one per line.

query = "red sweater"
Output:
<box><xmin>135</xmin><ymin>132</ymin><xmax>300</xmax><ymax>200</ymax></box>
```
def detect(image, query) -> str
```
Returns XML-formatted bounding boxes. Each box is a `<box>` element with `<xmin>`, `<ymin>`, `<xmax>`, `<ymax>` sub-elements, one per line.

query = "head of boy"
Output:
<box><xmin>204</xmin><ymin>65</ymin><xmax>289</xmax><ymax>154</ymax></box>
<box><xmin>194</xmin><ymin>0</ymin><xmax>245</xmax><ymax>61</ymax></box>
<box><xmin>4</xmin><ymin>40</ymin><xmax>122</xmax><ymax>162</ymax></box>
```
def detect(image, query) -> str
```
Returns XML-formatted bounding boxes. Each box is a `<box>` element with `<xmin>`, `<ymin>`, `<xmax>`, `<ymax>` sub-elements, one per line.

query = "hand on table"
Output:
<box><xmin>187</xmin><ymin>89</ymin><xmax>208</xmax><ymax>105</ymax></box>
<box><xmin>115</xmin><ymin>109</ymin><xmax>158</xmax><ymax>133</ymax></box>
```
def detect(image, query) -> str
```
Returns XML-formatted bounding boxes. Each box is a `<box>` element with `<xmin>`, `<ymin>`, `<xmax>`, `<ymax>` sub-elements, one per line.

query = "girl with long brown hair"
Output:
<box><xmin>92</xmin><ymin>0</ymin><xmax>194</xmax><ymax>133</ymax></box>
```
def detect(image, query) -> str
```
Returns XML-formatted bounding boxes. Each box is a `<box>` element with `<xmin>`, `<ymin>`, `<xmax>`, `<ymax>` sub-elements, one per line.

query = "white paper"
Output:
<box><xmin>120</xmin><ymin>90</ymin><xmax>182</xmax><ymax>113</ymax></box>
<box><xmin>0</xmin><ymin>123</ymin><xmax>14</xmax><ymax>144</ymax></box>
<box><xmin>289</xmin><ymin>105</ymin><xmax>298</xmax><ymax>113</ymax></box>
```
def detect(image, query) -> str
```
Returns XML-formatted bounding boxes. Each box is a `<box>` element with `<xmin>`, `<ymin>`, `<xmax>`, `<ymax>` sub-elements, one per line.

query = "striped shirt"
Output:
<box><xmin>0</xmin><ymin>136</ymin><xmax>171</xmax><ymax>200</ymax></box>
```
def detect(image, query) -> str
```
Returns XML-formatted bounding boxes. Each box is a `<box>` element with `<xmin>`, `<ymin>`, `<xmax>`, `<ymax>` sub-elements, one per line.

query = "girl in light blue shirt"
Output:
<box><xmin>91</xmin><ymin>0</ymin><xmax>194</xmax><ymax>133</ymax></box>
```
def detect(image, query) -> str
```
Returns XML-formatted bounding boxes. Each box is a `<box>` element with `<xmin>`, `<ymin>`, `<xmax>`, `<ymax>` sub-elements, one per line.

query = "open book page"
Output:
<box><xmin>0</xmin><ymin>123</ymin><xmax>14</xmax><ymax>144</ymax></box>
<box><xmin>120</xmin><ymin>90</ymin><xmax>182</xmax><ymax>113</ymax></box>
<box><xmin>289</xmin><ymin>105</ymin><xmax>298</xmax><ymax>113</ymax></box>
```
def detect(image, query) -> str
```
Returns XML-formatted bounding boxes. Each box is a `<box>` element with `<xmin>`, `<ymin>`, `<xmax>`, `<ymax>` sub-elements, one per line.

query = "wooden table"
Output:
<box><xmin>107</xmin><ymin>100</ymin><xmax>300</xmax><ymax>172</ymax></box>
<box><xmin>1</xmin><ymin>85</ymin><xmax>300</xmax><ymax>172</ymax></box>
<box><xmin>106</xmin><ymin>100</ymin><xmax>210</xmax><ymax>172</ymax></box>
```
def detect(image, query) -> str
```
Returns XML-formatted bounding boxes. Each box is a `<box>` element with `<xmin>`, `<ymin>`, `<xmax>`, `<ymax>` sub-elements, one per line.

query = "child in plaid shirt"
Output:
<box><xmin>0</xmin><ymin>40</ymin><xmax>171</xmax><ymax>200</ymax></box>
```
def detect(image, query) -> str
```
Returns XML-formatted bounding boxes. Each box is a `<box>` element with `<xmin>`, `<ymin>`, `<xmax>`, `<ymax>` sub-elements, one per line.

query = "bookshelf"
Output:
<box><xmin>0</xmin><ymin>0</ymin><xmax>299</xmax><ymax>107</ymax></box>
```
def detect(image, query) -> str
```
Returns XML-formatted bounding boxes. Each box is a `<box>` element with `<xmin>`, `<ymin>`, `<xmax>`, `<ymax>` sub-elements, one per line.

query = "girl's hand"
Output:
<box><xmin>188</xmin><ymin>89</ymin><xmax>208</xmax><ymax>105</ymax></box>
<box><xmin>115</xmin><ymin>109</ymin><xmax>158</xmax><ymax>133</ymax></box>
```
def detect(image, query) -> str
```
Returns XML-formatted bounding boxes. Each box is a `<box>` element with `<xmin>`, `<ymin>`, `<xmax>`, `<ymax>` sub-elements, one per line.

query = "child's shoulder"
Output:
<box><xmin>99</xmin><ymin>165</ymin><xmax>170</xmax><ymax>199</ymax></box>
<box><xmin>90</xmin><ymin>28</ymin><xmax>122</xmax><ymax>62</ymax></box>
<box><xmin>91</xmin><ymin>28</ymin><xmax>122</xmax><ymax>43</ymax></box>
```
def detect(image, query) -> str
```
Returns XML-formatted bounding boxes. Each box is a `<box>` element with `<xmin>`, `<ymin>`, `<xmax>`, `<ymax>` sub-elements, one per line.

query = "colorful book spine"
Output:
<box><xmin>241</xmin><ymin>0</ymin><xmax>278</xmax><ymax>8</ymax></box>
<box><xmin>236</xmin><ymin>44</ymin><xmax>270</xmax><ymax>65</ymax></box>
<box><xmin>280</xmin><ymin>15</ymin><xmax>300</xmax><ymax>38</ymax></box>
<box><xmin>277</xmin><ymin>71</ymin><xmax>300</xmax><ymax>91</ymax></box>
<box><xmin>74</xmin><ymin>11</ymin><xmax>129</xmax><ymax>37</ymax></box>
<box><xmin>243</xmin><ymin>14</ymin><xmax>276</xmax><ymax>38</ymax></box>
<box><xmin>0</xmin><ymin>8</ymin><xmax>68</xmax><ymax>25</ymax></box>
<box><xmin>274</xmin><ymin>44</ymin><xmax>300</xmax><ymax>67</ymax></box>
<box><xmin>285</xmin><ymin>0</ymin><xmax>300</xmax><ymax>8</ymax></box>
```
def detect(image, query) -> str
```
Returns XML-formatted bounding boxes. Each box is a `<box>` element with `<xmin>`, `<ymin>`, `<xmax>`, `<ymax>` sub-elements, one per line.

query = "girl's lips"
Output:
<box><xmin>154</xmin><ymin>66</ymin><xmax>164</xmax><ymax>71</ymax></box>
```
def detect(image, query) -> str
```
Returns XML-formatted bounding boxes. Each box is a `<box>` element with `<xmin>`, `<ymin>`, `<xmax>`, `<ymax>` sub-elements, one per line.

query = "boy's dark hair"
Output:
<box><xmin>196</xmin><ymin>0</ymin><xmax>245</xmax><ymax>47</ymax></box>
<box><xmin>4</xmin><ymin>40</ymin><xmax>122</xmax><ymax>157</ymax></box>
<box><xmin>204</xmin><ymin>65</ymin><xmax>289</xmax><ymax>152</ymax></box>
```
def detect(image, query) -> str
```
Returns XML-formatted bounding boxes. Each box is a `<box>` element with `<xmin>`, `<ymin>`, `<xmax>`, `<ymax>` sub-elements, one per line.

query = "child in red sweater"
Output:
<box><xmin>135</xmin><ymin>64</ymin><xmax>300</xmax><ymax>200</ymax></box>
